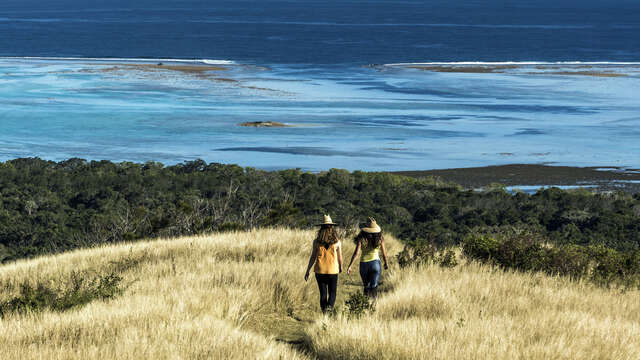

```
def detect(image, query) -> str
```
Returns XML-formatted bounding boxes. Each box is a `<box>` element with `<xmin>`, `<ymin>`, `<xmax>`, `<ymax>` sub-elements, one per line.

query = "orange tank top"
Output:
<box><xmin>314</xmin><ymin>241</ymin><xmax>340</xmax><ymax>274</ymax></box>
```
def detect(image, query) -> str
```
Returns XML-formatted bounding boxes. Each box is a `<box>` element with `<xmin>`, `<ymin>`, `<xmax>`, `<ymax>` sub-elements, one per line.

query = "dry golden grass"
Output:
<box><xmin>0</xmin><ymin>229</ymin><xmax>325</xmax><ymax>360</ymax></box>
<box><xmin>1</xmin><ymin>228</ymin><xmax>639</xmax><ymax>359</ymax></box>
<box><xmin>305</xmin><ymin>263</ymin><xmax>640</xmax><ymax>360</ymax></box>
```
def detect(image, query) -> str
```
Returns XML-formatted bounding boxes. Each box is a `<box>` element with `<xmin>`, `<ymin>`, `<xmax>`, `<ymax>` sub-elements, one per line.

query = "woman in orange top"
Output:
<box><xmin>304</xmin><ymin>215</ymin><xmax>343</xmax><ymax>313</ymax></box>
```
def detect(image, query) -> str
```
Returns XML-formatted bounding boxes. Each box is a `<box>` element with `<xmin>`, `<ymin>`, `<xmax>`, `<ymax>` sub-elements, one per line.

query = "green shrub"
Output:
<box><xmin>587</xmin><ymin>245</ymin><xmax>625</xmax><ymax>286</ymax></box>
<box><xmin>396</xmin><ymin>242</ymin><xmax>436</xmax><ymax>268</ymax></box>
<box><xmin>437</xmin><ymin>249</ymin><xmax>458</xmax><ymax>268</ymax></box>
<box><xmin>543</xmin><ymin>245</ymin><xmax>590</xmax><ymax>279</ymax></box>
<box><xmin>344</xmin><ymin>291</ymin><xmax>374</xmax><ymax>319</ymax></box>
<box><xmin>0</xmin><ymin>271</ymin><xmax>122</xmax><ymax>318</ymax></box>
<box><xmin>462</xmin><ymin>227</ymin><xmax>640</xmax><ymax>287</ymax></box>
<box><xmin>462</xmin><ymin>233</ymin><xmax>500</xmax><ymax>263</ymax></box>
<box><xmin>494</xmin><ymin>235</ymin><xmax>545</xmax><ymax>272</ymax></box>
<box><xmin>216</xmin><ymin>222</ymin><xmax>245</xmax><ymax>232</ymax></box>
<box><xmin>397</xmin><ymin>242</ymin><xmax>458</xmax><ymax>268</ymax></box>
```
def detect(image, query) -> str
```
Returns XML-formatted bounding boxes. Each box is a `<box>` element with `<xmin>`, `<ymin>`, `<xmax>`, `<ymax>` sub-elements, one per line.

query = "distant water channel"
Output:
<box><xmin>1</xmin><ymin>58</ymin><xmax>640</xmax><ymax>171</ymax></box>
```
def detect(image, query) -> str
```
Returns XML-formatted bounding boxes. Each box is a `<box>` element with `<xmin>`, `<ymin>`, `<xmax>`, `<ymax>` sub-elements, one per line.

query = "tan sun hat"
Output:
<box><xmin>360</xmin><ymin>217</ymin><xmax>381</xmax><ymax>233</ymax></box>
<box><xmin>316</xmin><ymin>214</ymin><xmax>337</xmax><ymax>226</ymax></box>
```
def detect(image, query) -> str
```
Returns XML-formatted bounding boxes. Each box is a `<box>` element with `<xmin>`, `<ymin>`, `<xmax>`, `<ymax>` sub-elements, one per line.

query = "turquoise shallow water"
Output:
<box><xmin>1</xmin><ymin>58</ymin><xmax>639</xmax><ymax>171</ymax></box>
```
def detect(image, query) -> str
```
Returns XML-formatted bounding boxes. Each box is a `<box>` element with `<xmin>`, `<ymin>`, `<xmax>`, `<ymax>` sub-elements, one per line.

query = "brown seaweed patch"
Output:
<box><xmin>78</xmin><ymin>64</ymin><xmax>286</xmax><ymax>93</ymax></box>
<box><xmin>408</xmin><ymin>65</ymin><xmax>518</xmax><ymax>73</ymax></box>
<box><xmin>111</xmin><ymin>64</ymin><xmax>226</xmax><ymax>73</ymax></box>
<box><xmin>86</xmin><ymin>64</ymin><xmax>228</xmax><ymax>81</ymax></box>
<box><xmin>239</xmin><ymin>121</ymin><xmax>290</xmax><ymax>128</ymax></box>
<box><xmin>409</xmin><ymin>64</ymin><xmax>633</xmax><ymax>76</ymax></box>
<box><xmin>527</xmin><ymin>71</ymin><xmax>626</xmax><ymax>77</ymax></box>
<box><xmin>214</xmin><ymin>77</ymin><xmax>239</xmax><ymax>83</ymax></box>
<box><xmin>244</xmin><ymin>86</ymin><xmax>279</xmax><ymax>92</ymax></box>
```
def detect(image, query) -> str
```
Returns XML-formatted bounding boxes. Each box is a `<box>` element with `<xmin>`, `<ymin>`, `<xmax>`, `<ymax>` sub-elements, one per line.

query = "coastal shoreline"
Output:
<box><xmin>393</xmin><ymin>164</ymin><xmax>640</xmax><ymax>193</ymax></box>
<box><xmin>383</xmin><ymin>62</ymin><xmax>638</xmax><ymax>77</ymax></box>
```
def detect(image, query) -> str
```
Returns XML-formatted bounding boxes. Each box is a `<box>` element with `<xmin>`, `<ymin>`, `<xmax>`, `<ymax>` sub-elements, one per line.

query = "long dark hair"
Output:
<box><xmin>354</xmin><ymin>230</ymin><xmax>382</xmax><ymax>249</ymax></box>
<box><xmin>316</xmin><ymin>225</ymin><xmax>339</xmax><ymax>248</ymax></box>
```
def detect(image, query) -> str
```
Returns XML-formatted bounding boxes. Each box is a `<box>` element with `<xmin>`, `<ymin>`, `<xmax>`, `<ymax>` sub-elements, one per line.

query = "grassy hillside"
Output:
<box><xmin>1</xmin><ymin>229</ymin><xmax>639</xmax><ymax>359</ymax></box>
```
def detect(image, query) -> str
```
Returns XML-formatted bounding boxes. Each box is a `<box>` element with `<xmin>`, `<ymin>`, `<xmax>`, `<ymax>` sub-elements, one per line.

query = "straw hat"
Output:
<box><xmin>316</xmin><ymin>214</ymin><xmax>337</xmax><ymax>226</ymax></box>
<box><xmin>360</xmin><ymin>217</ymin><xmax>381</xmax><ymax>233</ymax></box>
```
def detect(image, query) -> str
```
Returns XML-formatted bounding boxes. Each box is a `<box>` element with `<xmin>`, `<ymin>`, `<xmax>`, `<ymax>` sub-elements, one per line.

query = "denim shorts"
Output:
<box><xmin>359</xmin><ymin>259</ymin><xmax>381</xmax><ymax>289</ymax></box>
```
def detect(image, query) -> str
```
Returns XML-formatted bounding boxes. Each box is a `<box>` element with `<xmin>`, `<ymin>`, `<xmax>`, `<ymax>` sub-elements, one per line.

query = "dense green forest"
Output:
<box><xmin>1</xmin><ymin>158</ymin><xmax>640</xmax><ymax>264</ymax></box>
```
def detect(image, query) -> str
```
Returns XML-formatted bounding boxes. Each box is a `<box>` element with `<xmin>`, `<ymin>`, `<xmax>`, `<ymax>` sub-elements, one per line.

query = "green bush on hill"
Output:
<box><xmin>396</xmin><ymin>239</ymin><xmax>459</xmax><ymax>269</ymax></box>
<box><xmin>0</xmin><ymin>271</ymin><xmax>122</xmax><ymax>317</ymax></box>
<box><xmin>462</xmin><ymin>226</ymin><xmax>640</xmax><ymax>287</ymax></box>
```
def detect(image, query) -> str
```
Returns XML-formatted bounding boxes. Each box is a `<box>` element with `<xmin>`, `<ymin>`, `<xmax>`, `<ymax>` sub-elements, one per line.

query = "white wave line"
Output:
<box><xmin>385</xmin><ymin>61</ymin><xmax>640</xmax><ymax>66</ymax></box>
<box><xmin>0</xmin><ymin>56</ymin><xmax>236</xmax><ymax>65</ymax></box>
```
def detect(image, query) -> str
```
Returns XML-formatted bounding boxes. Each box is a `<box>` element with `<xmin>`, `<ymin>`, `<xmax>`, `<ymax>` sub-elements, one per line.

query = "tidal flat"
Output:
<box><xmin>2</xmin><ymin>58</ymin><xmax>640</xmax><ymax>172</ymax></box>
<box><xmin>395</xmin><ymin>164</ymin><xmax>640</xmax><ymax>194</ymax></box>
<box><xmin>392</xmin><ymin>62</ymin><xmax>635</xmax><ymax>77</ymax></box>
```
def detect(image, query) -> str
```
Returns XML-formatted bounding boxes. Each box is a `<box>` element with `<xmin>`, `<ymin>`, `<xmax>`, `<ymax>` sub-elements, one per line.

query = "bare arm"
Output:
<box><xmin>347</xmin><ymin>240</ymin><xmax>361</xmax><ymax>274</ymax></box>
<box><xmin>380</xmin><ymin>236</ymin><xmax>389</xmax><ymax>270</ymax></box>
<box><xmin>304</xmin><ymin>240</ymin><xmax>318</xmax><ymax>281</ymax></box>
<box><xmin>337</xmin><ymin>241</ymin><xmax>344</xmax><ymax>273</ymax></box>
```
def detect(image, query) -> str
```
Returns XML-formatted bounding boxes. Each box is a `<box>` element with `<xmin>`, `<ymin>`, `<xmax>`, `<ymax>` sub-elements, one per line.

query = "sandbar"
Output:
<box><xmin>529</xmin><ymin>71</ymin><xmax>626</xmax><ymax>77</ymax></box>
<box><xmin>407</xmin><ymin>65</ymin><xmax>517</xmax><ymax>73</ymax></box>
<box><xmin>406</xmin><ymin>65</ymin><xmax>630</xmax><ymax>77</ymax></box>
<box><xmin>85</xmin><ymin>63</ymin><xmax>240</xmax><ymax>82</ymax></box>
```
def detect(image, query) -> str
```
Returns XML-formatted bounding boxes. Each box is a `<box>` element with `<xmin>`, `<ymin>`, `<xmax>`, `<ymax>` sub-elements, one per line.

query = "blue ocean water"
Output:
<box><xmin>2</xmin><ymin>0</ymin><xmax>640</xmax><ymax>64</ymax></box>
<box><xmin>1</xmin><ymin>1</ymin><xmax>639</xmax><ymax>170</ymax></box>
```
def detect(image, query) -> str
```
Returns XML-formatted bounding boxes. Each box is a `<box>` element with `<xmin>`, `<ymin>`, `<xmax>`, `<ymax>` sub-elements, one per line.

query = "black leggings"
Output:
<box><xmin>315</xmin><ymin>273</ymin><xmax>338</xmax><ymax>313</ymax></box>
